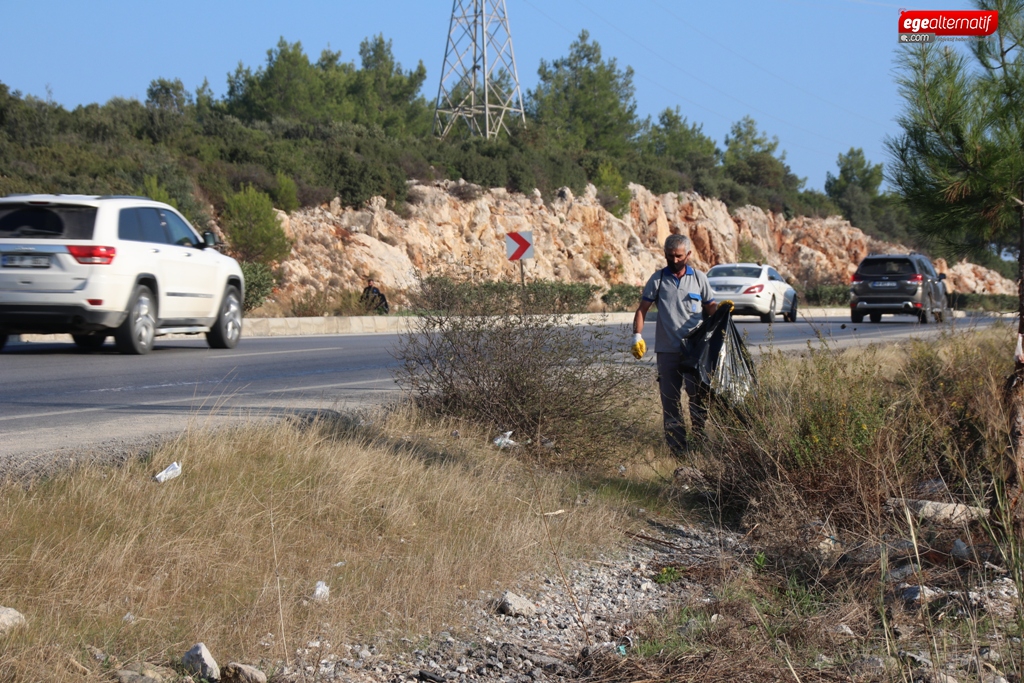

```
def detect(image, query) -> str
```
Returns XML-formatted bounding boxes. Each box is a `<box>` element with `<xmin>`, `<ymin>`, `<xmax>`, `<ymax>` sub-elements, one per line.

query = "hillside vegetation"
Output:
<box><xmin>5</xmin><ymin>33</ymin><xmax>982</xmax><ymax>268</ymax></box>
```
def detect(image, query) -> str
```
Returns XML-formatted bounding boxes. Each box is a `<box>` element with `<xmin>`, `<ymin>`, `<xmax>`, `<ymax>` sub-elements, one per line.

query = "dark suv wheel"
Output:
<box><xmin>207</xmin><ymin>285</ymin><xmax>242</xmax><ymax>349</ymax></box>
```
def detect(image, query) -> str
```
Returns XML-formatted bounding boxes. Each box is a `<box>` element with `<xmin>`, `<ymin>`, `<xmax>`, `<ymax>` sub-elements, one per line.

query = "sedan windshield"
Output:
<box><xmin>708</xmin><ymin>266</ymin><xmax>762</xmax><ymax>279</ymax></box>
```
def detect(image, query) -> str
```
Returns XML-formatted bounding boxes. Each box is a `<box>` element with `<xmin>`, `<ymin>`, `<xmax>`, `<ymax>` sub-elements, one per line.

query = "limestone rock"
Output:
<box><xmin>182</xmin><ymin>642</ymin><xmax>220</xmax><ymax>680</ymax></box>
<box><xmin>888</xmin><ymin>498</ymin><xmax>989</xmax><ymax>524</ymax></box>
<box><xmin>114</xmin><ymin>662</ymin><xmax>177</xmax><ymax>683</ymax></box>
<box><xmin>0</xmin><ymin>607</ymin><xmax>25</xmax><ymax>636</ymax></box>
<box><xmin>497</xmin><ymin>590</ymin><xmax>537</xmax><ymax>618</ymax></box>
<box><xmin>268</xmin><ymin>183</ymin><xmax>1016</xmax><ymax>309</ymax></box>
<box><xmin>222</xmin><ymin>662</ymin><xmax>267</xmax><ymax>683</ymax></box>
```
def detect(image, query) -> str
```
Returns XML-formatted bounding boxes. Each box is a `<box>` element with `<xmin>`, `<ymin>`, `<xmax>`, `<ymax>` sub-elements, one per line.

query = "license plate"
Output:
<box><xmin>713</xmin><ymin>286</ymin><xmax>739</xmax><ymax>293</ymax></box>
<box><xmin>870</xmin><ymin>281</ymin><xmax>897</xmax><ymax>288</ymax></box>
<box><xmin>1</xmin><ymin>254</ymin><xmax>50</xmax><ymax>268</ymax></box>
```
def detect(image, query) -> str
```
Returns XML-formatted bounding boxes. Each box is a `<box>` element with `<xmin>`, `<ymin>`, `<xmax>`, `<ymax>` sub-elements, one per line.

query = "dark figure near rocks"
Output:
<box><xmin>360</xmin><ymin>278</ymin><xmax>390</xmax><ymax>314</ymax></box>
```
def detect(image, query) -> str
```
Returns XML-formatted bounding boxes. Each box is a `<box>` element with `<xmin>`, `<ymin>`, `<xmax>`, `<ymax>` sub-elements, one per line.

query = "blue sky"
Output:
<box><xmin>0</xmin><ymin>0</ymin><xmax>973</xmax><ymax>192</ymax></box>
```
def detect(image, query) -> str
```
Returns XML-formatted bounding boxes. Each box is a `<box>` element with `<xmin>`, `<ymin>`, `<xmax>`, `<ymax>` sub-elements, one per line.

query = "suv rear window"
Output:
<box><xmin>0</xmin><ymin>204</ymin><xmax>97</xmax><ymax>240</ymax></box>
<box><xmin>858</xmin><ymin>258</ymin><xmax>916</xmax><ymax>276</ymax></box>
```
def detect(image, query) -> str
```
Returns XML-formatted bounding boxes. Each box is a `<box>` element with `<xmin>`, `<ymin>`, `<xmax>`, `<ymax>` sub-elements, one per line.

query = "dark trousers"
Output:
<box><xmin>657</xmin><ymin>352</ymin><xmax>710</xmax><ymax>455</ymax></box>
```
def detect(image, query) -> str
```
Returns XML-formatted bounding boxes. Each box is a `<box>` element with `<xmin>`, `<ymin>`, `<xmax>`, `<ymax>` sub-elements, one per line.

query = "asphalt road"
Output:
<box><xmin>0</xmin><ymin>313</ymin><xmax>1003</xmax><ymax>462</ymax></box>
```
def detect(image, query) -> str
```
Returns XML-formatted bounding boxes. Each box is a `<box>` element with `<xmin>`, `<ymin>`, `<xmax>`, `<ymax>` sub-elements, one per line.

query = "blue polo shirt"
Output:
<box><xmin>641</xmin><ymin>266</ymin><xmax>715</xmax><ymax>353</ymax></box>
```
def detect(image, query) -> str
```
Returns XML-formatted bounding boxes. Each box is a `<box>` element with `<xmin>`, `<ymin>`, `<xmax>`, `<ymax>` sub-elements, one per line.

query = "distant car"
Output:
<box><xmin>0</xmin><ymin>194</ymin><xmax>245</xmax><ymax>354</ymax></box>
<box><xmin>850</xmin><ymin>253</ymin><xmax>949</xmax><ymax>323</ymax></box>
<box><xmin>707</xmin><ymin>263</ymin><xmax>798</xmax><ymax>323</ymax></box>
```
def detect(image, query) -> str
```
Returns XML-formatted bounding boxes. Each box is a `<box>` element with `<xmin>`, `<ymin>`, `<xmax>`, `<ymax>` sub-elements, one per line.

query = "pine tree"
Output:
<box><xmin>887</xmin><ymin>0</ymin><xmax>1024</xmax><ymax>461</ymax></box>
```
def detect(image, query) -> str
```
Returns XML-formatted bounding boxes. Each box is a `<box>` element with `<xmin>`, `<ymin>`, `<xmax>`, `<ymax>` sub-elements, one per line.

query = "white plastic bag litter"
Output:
<box><xmin>312</xmin><ymin>581</ymin><xmax>330</xmax><ymax>602</ymax></box>
<box><xmin>493</xmin><ymin>431</ymin><xmax>517</xmax><ymax>449</ymax></box>
<box><xmin>154</xmin><ymin>462</ymin><xmax>181</xmax><ymax>483</ymax></box>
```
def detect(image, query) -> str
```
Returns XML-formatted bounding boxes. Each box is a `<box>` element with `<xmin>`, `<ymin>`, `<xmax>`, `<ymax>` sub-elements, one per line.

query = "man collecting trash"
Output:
<box><xmin>631</xmin><ymin>234</ymin><xmax>718</xmax><ymax>457</ymax></box>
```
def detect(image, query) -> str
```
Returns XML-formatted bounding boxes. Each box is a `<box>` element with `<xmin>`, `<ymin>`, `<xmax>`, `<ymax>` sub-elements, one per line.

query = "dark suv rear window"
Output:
<box><xmin>0</xmin><ymin>204</ymin><xmax>97</xmax><ymax>239</ymax></box>
<box><xmin>858</xmin><ymin>258</ymin><xmax>916</xmax><ymax>276</ymax></box>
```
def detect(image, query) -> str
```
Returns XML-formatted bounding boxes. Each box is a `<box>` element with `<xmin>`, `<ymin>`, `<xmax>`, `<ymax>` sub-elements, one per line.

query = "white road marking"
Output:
<box><xmin>203</xmin><ymin>346</ymin><xmax>344</xmax><ymax>359</ymax></box>
<box><xmin>0</xmin><ymin>377</ymin><xmax>398</xmax><ymax>423</ymax></box>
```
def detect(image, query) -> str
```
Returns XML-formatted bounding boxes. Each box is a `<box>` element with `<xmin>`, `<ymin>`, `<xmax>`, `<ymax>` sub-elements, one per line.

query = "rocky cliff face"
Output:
<box><xmin>272</xmin><ymin>182</ymin><xmax>1015</xmax><ymax>302</ymax></box>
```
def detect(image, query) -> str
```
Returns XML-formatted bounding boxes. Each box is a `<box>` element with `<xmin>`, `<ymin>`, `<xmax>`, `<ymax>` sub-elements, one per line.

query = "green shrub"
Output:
<box><xmin>271</xmin><ymin>171</ymin><xmax>300</xmax><ymax>213</ymax></box>
<box><xmin>412</xmin><ymin>277</ymin><xmax>598</xmax><ymax>316</ymax></box>
<box><xmin>288</xmin><ymin>289</ymin><xmax>332</xmax><ymax>317</ymax></box>
<box><xmin>736</xmin><ymin>238</ymin><xmax>765</xmax><ymax>264</ymax></box>
<box><xmin>594</xmin><ymin>160</ymin><xmax>632</xmax><ymax>218</ymax></box>
<box><xmin>238</xmin><ymin>261</ymin><xmax>276</xmax><ymax>313</ymax></box>
<box><xmin>220</xmin><ymin>184</ymin><xmax>292</xmax><ymax>265</ymax></box>
<box><xmin>950</xmin><ymin>292</ymin><xmax>1016</xmax><ymax>311</ymax></box>
<box><xmin>602</xmin><ymin>284</ymin><xmax>642</xmax><ymax>311</ymax></box>
<box><xmin>140</xmin><ymin>175</ymin><xmax>176</xmax><ymax>207</ymax></box>
<box><xmin>801</xmin><ymin>283</ymin><xmax>849</xmax><ymax>306</ymax></box>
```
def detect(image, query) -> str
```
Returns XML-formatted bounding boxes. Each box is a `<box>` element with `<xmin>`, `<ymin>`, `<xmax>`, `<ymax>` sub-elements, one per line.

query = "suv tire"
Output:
<box><xmin>919</xmin><ymin>295</ymin><xmax>933</xmax><ymax>324</ymax></box>
<box><xmin>114</xmin><ymin>285</ymin><xmax>157</xmax><ymax>355</ymax></box>
<box><xmin>869</xmin><ymin>313</ymin><xmax>882</xmax><ymax>323</ymax></box>
<box><xmin>72</xmin><ymin>333</ymin><xmax>107</xmax><ymax>350</ymax></box>
<box><xmin>760</xmin><ymin>296</ymin><xmax>776</xmax><ymax>324</ymax></box>
<box><xmin>852</xmin><ymin>312</ymin><xmax>864</xmax><ymax>324</ymax></box>
<box><xmin>207</xmin><ymin>285</ymin><xmax>242</xmax><ymax>349</ymax></box>
<box><xmin>0</xmin><ymin>334</ymin><xmax>7</xmax><ymax>352</ymax></box>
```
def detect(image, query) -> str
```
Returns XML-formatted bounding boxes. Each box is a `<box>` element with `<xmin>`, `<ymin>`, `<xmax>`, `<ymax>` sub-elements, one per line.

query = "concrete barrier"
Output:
<box><xmin>7</xmin><ymin>307</ymin><xmax>994</xmax><ymax>345</ymax></box>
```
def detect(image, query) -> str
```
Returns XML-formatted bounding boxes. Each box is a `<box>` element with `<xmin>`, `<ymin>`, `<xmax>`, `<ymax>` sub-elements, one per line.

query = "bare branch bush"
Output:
<box><xmin>394</xmin><ymin>277</ymin><xmax>654</xmax><ymax>469</ymax></box>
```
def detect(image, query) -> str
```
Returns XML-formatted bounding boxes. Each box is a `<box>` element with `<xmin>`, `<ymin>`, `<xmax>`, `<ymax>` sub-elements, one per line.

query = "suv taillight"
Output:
<box><xmin>67</xmin><ymin>245</ymin><xmax>116</xmax><ymax>265</ymax></box>
<box><xmin>851</xmin><ymin>273</ymin><xmax>863</xmax><ymax>283</ymax></box>
<box><xmin>907</xmin><ymin>273</ymin><xmax>923</xmax><ymax>284</ymax></box>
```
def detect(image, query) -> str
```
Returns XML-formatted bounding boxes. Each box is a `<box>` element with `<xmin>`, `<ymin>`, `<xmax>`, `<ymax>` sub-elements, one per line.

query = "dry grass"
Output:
<box><xmin>0</xmin><ymin>409</ymin><xmax>633</xmax><ymax>681</ymax></box>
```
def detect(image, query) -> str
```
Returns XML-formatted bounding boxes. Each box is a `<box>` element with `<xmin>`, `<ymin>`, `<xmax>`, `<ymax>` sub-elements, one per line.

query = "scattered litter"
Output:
<box><xmin>450</xmin><ymin>430</ymin><xmax>460</xmax><ymax>439</ymax></box>
<box><xmin>540</xmin><ymin>437</ymin><xmax>555</xmax><ymax>449</ymax></box>
<box><xmin>542</xmin><ymin>509</ymin><xmax>566</xmax><ymax>517</ymax></box>
<box><xmin>153</xmin><ymin>462</ymin><xmax>181</xmax><ymax>483</ymax></box>
<box><xmin>616</xmin><ymin>645</ymin><xmax>627</xmax><ymax>656</ymax></box>
<box><xmin>493</xmin><ymin>431</ymin><xmax>517</xmax><ymax>449</ymax></box>
<box><xmin>333</xmin><ymin>561</ymin><xmax>346</xmax><ymax>567</ymax></box>
<box><xmin>122</xmin><ymin>612</ymin><xmax>136</xmax><ymax>624</ymax></box>
<box><xmin>312</xmin><ymin>581</ymin><xmax>330</xmax><ymax>602</ymax></box>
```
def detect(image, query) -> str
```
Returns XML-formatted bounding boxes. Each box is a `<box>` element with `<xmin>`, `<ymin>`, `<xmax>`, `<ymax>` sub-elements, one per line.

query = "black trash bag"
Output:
<box><xmin>681</xmin><ymin>304</ymin><xmax>756</xmax><ymax>404</ymax></box>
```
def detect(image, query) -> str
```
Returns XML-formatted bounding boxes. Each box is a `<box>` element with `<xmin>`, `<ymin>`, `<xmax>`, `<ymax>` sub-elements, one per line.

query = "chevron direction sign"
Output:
<box><xmin>505</xmin><ymin>231</ymin><xmax>534</xmax><ymax>261</ymax></box>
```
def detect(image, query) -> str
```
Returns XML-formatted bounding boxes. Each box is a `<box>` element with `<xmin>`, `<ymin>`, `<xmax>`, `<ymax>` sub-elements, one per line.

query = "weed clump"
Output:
<box><xmin>395</xmin><ymin>277</ymin><xmax>654</xmax><ymax>469</ymax></box>
<box><xmin>703</xmin><ymin>326</ymin><xmax>1012</xmax><ymax>542</ymax></box>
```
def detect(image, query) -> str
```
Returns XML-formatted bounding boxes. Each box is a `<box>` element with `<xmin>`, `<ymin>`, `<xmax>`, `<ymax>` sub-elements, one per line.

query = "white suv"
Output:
<box><xmin>0</xmin><ymin>195</ymin><xmax>245</xmax><ymax>354</ymax></box>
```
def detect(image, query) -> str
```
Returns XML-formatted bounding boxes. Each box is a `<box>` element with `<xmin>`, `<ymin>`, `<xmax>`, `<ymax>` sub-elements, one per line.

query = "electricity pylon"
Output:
<box><xmin>433</xmin><ymin>0</ymin><xmax>526</xmax><ymax>139</ymax></box>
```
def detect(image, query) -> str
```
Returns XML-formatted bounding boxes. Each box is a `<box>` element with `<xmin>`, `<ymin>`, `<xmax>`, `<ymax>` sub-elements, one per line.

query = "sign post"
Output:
<box><xmin>505</xmin><ymin>231</ymin><xmax>533</xmax><ymax>288</ymax></box>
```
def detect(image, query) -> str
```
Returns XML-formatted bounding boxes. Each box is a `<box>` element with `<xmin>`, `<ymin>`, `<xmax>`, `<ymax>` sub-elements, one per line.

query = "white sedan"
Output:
<box><xmin>706</xmin><ymin>263</ymin><xmax>798</xmax><ymax>323</ymax></box>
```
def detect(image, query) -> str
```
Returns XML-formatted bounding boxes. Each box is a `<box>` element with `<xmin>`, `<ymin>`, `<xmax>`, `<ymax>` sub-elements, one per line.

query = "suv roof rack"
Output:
<box><xmin>96</xmin><ymin>195</ymin><xmax>150</xmax><ymax>200</ymax></box>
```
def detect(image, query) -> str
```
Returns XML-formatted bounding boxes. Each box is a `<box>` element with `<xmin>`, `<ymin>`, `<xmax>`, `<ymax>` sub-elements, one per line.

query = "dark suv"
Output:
<box><xmin>850</xmin><ymin>253</ymin><xmax>950</xmax><ymax>323</ymax></box>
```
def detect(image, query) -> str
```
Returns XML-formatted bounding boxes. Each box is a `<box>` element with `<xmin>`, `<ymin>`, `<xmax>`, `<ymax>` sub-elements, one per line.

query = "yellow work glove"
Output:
<box><xmin>630</xmin><ymin>334</ymin><xmax>647</xmax><ymax>359</ymax></box>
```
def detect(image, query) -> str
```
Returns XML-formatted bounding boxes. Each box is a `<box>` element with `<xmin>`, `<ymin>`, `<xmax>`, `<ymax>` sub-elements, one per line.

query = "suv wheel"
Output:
<box><xmin>852</xmin><ymin>312</ymin><xmax>864</xmax><ymax>324</ymax></box>
<box><xmin>869</xmin><ymin>313</ymin><xmax>882</xmax><ymax>323</ymax></box>
<box><xmin>73</xmin><ymin>333</ymin><xmax>107</xmax><ymax>350</ymax></box>
<box><xmin>919</xmin><ymin>296</ymin><xmax>933</xmax><ymax>324</ymax></box>
<box><xmin>0</xmin><ymin>334</ymin><xmax>7</xmax><ymax>352</ymax></box>
<box><xmin>207</xmin><ymin>285</ymin><xmax>242</xmax><ymax>349</ymax></box>
<box><xmin>760</xmin><ymin>296</ymin><xmax>776</xmax><ymax>324</ymax></box>
<box><xmin>114</xmin><ymin>285</ymin><xmax>157</xmax><ymax>355</ymax></box>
